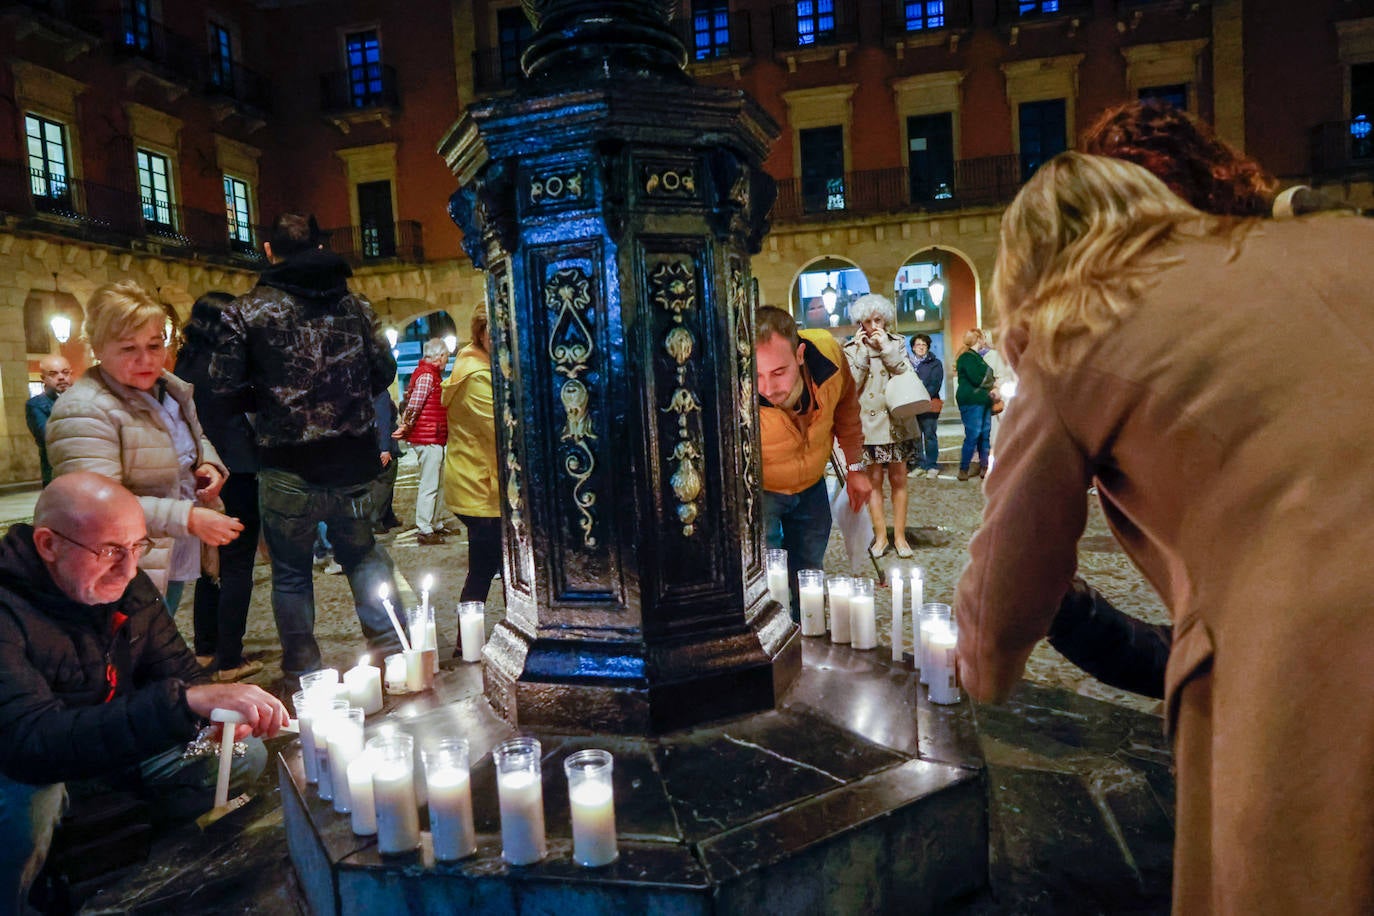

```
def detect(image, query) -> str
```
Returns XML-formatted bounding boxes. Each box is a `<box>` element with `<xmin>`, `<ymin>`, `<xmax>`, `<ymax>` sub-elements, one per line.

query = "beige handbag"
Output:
<box><xmin>885</xmin><ymin>368</ymin><xmax>932</xmax><ymax>420</ymax></box>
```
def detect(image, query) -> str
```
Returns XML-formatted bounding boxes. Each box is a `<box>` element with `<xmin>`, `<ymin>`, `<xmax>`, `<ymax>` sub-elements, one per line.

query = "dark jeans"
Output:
<box><xmin>916</xmin><ymin>413</ymin><xmax>940</xmax><ymax>471</ymax></box>
<box><xmin>761</xmin><ymin>477</ymin><xmax>832</xmax><ymax>622</ymax></box>
<box><xmin>372</xmin><ymin>458</ymin><xmax>400</xmax><ymax>527</ymax></box>
<box><xmin>456</xmin><ymin>514</ymin><xmax>502</xmax><ymax>606</ymax></box>
<box><xmin>258</xmin><ymin>468</ymin><xmax>404</xmax><ymax>684</ymax></box>
<box><xmin>193</xmin><ymin>472</ymin><xmax>261</xmax><ymax>668</ymax></box>
<box><xmin>959</xmin><ymin>403</ymin><xmax>992</xmax><ymax>470</ymax></box>
<box><xmin>0</xmin><ymin>738</ymin><xmax>265</xmax><ymax>912</ymax></box>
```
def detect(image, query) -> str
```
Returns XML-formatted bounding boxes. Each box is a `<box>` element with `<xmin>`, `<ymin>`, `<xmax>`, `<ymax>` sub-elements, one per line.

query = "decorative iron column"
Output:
<box><xmin>440</xmin><ymin>0</ymin><xmax>793</xmax><ymax>734</ymax></box>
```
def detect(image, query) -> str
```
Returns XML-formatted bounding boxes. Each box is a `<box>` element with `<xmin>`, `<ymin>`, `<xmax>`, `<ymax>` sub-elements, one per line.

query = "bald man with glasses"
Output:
<box><xmin>0</xmin><ymin>472</ymin><xmax>288</xmax><ymax>913</ymax></box>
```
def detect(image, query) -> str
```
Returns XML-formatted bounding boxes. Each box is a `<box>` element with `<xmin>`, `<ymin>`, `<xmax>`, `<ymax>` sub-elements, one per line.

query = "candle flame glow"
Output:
<box><xmin>422</xmin><ymin>574</ymin><xmax>434</xmax><ymax>591</ymax></box>
<box><xmin>359</xmin><ymin>654</ymin><xmax>369</xmax><ymax>669</ymax></box>
<box><xmin>378</xmin><ymin>583</ymin><xmax>390</xmax><ymax>600</ymax></box>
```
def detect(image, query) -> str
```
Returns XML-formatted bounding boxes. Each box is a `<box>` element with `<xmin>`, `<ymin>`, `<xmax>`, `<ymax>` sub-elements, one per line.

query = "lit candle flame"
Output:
<box><xmin>422</xmin><ymin>574</ymin><xmax>434</xmax><ymax>591</ymax></box>
<box><xmin>378</xmin><ymin>583</ymin><xmax>390</xmax><ymax>601</ymax></box>
<box><xmin>358</xmin><ymin>654</ymin><xmax>369</xmax><ymax>669</ymax></box>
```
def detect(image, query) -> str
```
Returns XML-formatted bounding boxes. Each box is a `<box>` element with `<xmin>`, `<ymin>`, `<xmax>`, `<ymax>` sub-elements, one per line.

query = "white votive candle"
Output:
<box><xmin>458</xmin><ymin>602</ymin><xmax>486</xmax><ymax>663</ymax></box>
<box><xmin>343</xmin><ymin>656</ymin><xmax>383</xmax><ymax>715</ymax></box>
<box><xmin>312</xmin><ymin>698</ymin><xmax>350</xmax><ymax>801</ymax></box>
<box><xmin>495</xmin><ymin>737</ymin><xmax>546</xmax><ymax>866</ymax></box>
<box><xmin>405</xmin><ymin>647</ymin><xmax>436</xmax><ymax>691</ymax></box>
<box><xmin>850</xmin><ymin>577</ymin><xmax>877</xmax><ymax>650</ymax></box>
<box><xmin>369</xmin><ymin>734</ymin><xmax>421</xmax><ymax>855</ymax></box>
<box><xmin>565</xmin><ymin>749</ymin><xmax>617</xmax><ymax>867</ymax></box>
<box><xmin>347</xmin><ymin>754</ymin><xmax>377</xmax><ymax>836</ymax></box>
<box><xmin>329</xmin><ymin>708</ymin><xmax>365</xmax><ymax>814</ymax></box>
<box><xmin>424</xmin><ymin>738</ymin><xmax>477</xmax><ymax>862</ymax></box>
<box><xmin>292</xmin><ymin>690</ymin><xmax>318</xmax><ymax>783</ymax></box>
<box><xmin>384</xmin><ymin>653</ymin><xmax>406</xmax><ymax>693</ymax></box>
<box><xmin>827</xmin><ymin>576</ymin><xmax>852</xmax><ymax>644</ymax></box>
<box><xmin>927</xmin><ymin>623</ymin><xmax>961</xmax><ymax>705</ymax></box>
<box><xmin>765</xmin><ymin>548</ymin><xmax>790</xmax><ymax>609</ymax></box>
<box><xmin>892</xmin><ymin>570</ymin><xmax>905</xmax><ymax>663</ymax></box>
<box><xmin>919</xmin><ymin>602</ymin><xmax>952</xmax><ymax>685</ymax></box>
<box><xmin>797</xmin><ymin>568</ymin><xmax>826</xmax><ymax>637</ymax></box>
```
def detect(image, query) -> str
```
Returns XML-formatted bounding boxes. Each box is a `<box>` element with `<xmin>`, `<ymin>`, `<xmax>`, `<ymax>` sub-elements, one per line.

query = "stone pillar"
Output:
<box><xmin>439</xmin><ymin>0</ymin><xmax>796</xmax><ymax>734</ymax></box>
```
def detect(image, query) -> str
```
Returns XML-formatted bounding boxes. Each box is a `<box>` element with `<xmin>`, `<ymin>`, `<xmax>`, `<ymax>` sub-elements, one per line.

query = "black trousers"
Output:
<box><xmin>192</xmin><ymin>472</ymin><xmax>261</xmax><ymax>667</ymax></box>
<box><xmin>456</xmin><ymin>514</ymin><xmax>502</xmax><ymax>605</ymax></box>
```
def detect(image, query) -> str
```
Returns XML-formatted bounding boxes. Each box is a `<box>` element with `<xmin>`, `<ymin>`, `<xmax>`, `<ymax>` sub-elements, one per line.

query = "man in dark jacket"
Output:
<box><xmin>25</xmin><ymin>354</ymin><xmax>72</xmax><ymax>486</ymax></box>
<box><xmin>210</xmin><ymin>212</ymin><xmax>404</xmax><ymax>691</ymax></box>
<box><xmin>0</xmin><ymin>473</ymin><xmax>288</xmax><ymax>912</ymax></box>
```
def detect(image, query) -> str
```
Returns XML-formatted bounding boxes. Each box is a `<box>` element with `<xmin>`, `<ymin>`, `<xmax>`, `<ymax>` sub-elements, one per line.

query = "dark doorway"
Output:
<box><xmin>907</xmin><ymin>112</ymin><xmax>954</xmax><ymax>205</ymax></box>
<box><xmin>800</xmin><ymin>125</ymin><xmax>845</xmax><ymax>213</ymax></box>
<box><xmin>1018</xmin><ymin>98</ymin><xmax>1066</xmax><ymax>180</ymax></box>
<box><xmin>357</xmin><ymin>181</ymin><xmax>395</xmax><ymax>260</ymax></box>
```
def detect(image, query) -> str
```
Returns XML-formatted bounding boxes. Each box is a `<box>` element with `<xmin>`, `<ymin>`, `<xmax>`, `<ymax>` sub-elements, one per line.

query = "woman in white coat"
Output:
<box><xmin>47</xmin><ymin>280</ymin><xmax>243</xmax><ymax>612</ymax></box>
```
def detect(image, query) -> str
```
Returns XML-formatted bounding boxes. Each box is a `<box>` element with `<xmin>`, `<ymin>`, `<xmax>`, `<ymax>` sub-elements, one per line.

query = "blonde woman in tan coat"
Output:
<box><xmin>47</xmin><ymin>281</ymin><xmax>242</xmax><ymax>612</ymax></box>
<box><xmin>955</xmin><ymin>152</ymin><xmax>1374</xmax><ymax>914</ymax></box>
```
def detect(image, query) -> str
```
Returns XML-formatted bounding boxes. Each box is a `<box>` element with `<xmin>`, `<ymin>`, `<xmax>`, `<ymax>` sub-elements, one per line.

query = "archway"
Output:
<box><xmin>892</xmin><ymin>245</ymin><xmax>981</xmax><ymax>372</ymax></box>
<box><xmin>788</xmin><ymin>256</ymin><xmax>870</xmax><ymax>332</ymax></box>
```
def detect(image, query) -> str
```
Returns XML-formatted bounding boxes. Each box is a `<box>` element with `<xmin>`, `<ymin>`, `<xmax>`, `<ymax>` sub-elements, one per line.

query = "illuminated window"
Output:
<box><xmin>136</xmin><ymin>149</ymin><xmax>175</xmax><ymax>232</ymax></box>
<box><xmin>796</xmin><ymin>0</ymin><xmax>835</xmax><ymax>46</ymax></box>
<box><xmin>345</xmin><ymin>30</ymin><xmax>383</xmax><ymax>107</ymax></box>
<box><xmin>692</xmin><ymin>0</ymin><xmax>731</xmax><ymax>60</ymax></box>
<box><xmin>904</xmin><ymin>1</ymin><xmax>945</xmax><ymax>31</ymax></box>
<box><xmin>25</xmin><ymin>114</ymin><xmax>69</xmax><ymax>207</ymax></box>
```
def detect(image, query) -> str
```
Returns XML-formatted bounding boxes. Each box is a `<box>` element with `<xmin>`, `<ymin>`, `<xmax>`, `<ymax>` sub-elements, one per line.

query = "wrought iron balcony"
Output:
<box><xmin>97</xmin><ymin>6</ymin><xmax>201</xmax><ymax>86</ymax></box>
<box><xmin>0</xmin><ymin>161</ymin><xmax>266</xmax><ymax>264</ymax></box>
<box><xmin>320</xmin><ymin>64</ymin><xmax>401</xmax><ymax>114</ymax></box>
<box><xmin>205</xmin><ymin>58</ymin><xmax>271</xmax><ymax>114</ymax></box>
<box><xmin>1311</xmin><ymin>118</ymin><xmax>1374</xmax><ymax>180</ymax></box>
<box><xmin>771</xmin><ymin>156</ymin><xmax>1023</xmax><ymax>223</ymax></box>
<box><xmin>771</xmin><ymin>0</ymin><xmax>859</xmax><ymax>55</ymax></box>
<box><xmin>320</xmin><ymin>220</ymin><xmax>424</xmax><ymax>267</ymax></box>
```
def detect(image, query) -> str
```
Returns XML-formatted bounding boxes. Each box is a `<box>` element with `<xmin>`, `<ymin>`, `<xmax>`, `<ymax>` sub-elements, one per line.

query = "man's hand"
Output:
<box><xmin>391</xmin><ymin>427</ymin><xmax>408</xmax><ymax>440</ymax></box>
<box><xmin>380</xmin><ymin>452</ymin><xmax>392</xmax><ymax>467</ymax></box>
<box><xmin>194</xmin><ymin>463</ymin><xmax>227</xmax><ymax>502</ymax></box>
<box><xmin>188</xmin><ymin>507</ymin><xmax>245</xmax><ymax>547</ymax></box>
<box><xmin>185</xmin><ymin>683</ymin><xmax>290</xmax><ymax>740</ymax></box>
<box><xmin>845</xmin><ymin>469</ymin><xmax>873</xmax><ymax>510</ymax></box>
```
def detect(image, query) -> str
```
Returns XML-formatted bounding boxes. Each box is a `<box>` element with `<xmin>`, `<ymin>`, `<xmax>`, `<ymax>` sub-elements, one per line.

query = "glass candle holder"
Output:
<box><xmin>564</xmin><ymin>749</ymin><xmax>617</xmax><ymax>867</ymax></box>
<box><xmin>329</xmin><ymin>707</ymin><xmax>365</xmax><ymax>814</ymax></box>
<box><xmin>797</xmin><ymin>568</ymin><xmax>826</xmax><ymax>636</ymax></box>
<box><xmin>919</xmin><ymin>602</ymin><xmax>953</xmax><ymax>685</ymax></box>
<box><xmin>458</xmin><ymin>601</ymin><xmax>486</xmax><ymax>663</ymax></box>
<box><xmin>850</xmin><ymin>577</ymin><xmax>877</xmax><ymax>650</ymax></box>
<box><xmin>926</xmin><ymin>618</ymin><xmax>961</xmax><ymax>705</ymax></box>
<box><xmin>291</xmin><ymin>690</ymin><xmax>319</xmax><ymax>784</ymax></box>
<box><xmin>383</xmin><ymin>652</ymin><xmax>407</xmax><ymax>693</ymax></box>
<box><xmin>368</xmin><ymin>732</ymin><xmax>421</xmax><ymax>855</ymax></box>
<box><xmin>347</xmin><ymin>750</ymin><xmax>378</xmax><ymax>836</ymax></box>
<box><xmin>827</xmin><ymin>575</ymin><xmax>852</xmax><ymax>644</ymax></box>
<box><xmin>494</xmin><ymin>737</ymin><xmax>546</xmax><ymax>866</ymax></box>
<box><xmin>765</xmin><ymin>548</ymin><xmax>789</xmax><ymax>608</ymax></box>
<box><xmin>299</xmin><ymin>668</ymin><xmax>339</xmax><ymax>692</ymax></box>
<box><xmin>312</xmin><ymin>697</ymin><xmax>351</xmax><ymax>802</ymax></box>
<box><xmin>423</xmin><ymin>737</ymin><xmax>477</xmax><ymax>861</ymax></box>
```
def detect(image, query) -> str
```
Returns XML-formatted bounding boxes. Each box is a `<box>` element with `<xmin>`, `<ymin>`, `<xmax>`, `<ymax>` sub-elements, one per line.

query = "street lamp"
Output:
<box><xmin>443</xmin><ymin>334</ymin><xmax>457</xmax><ymax>353</ymax></box>
<box><xmin>927</xmin><ymin>273</ymin><xmax>945</xmax><ymax>308</ymax></box>
<box><xmin>50</xmin><ymin>314</ymin><xmax>71</xmax><ymax>344</ymax></box>
<box><xmin>821</xmin><ymin>282</ymin><xmax>837</xmax><ymax>313</ymax></box>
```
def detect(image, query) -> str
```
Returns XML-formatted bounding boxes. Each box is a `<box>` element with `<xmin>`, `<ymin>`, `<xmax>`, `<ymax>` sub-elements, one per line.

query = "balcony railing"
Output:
<box><xmin>771</xmin><ymin>0</ymin><xmax>859</xmax><ymax>54</ymax></box>
<box><xmin>472</xmin><ymin>48</ymin><xmax>523</xmax><ymax>94</ymax></box>
<box><xmin>879</xmin><ymin>0</ymin><xmax>974</xmax><ymax>41</ymax></box>
<box><xmin>205</xmin><ymin>58</ymin><xmax>272</xmax><ymax>113</ymax></box>
<box><xmin>771</xmin><ymin>156</ymin><xmax>1023</xmax><ymax>222</ymax></box>
<box><xmin>321</xmin><ymin>221</ymin><xmax>424</xmax><ymax>267</ymax></box>
<box><xmin>97</xmin><ymin>7</ymin><xmax>202</xmax><ymax>86</ymax></box>
<box><xmin>321</xmin><ymin>64</ymin><xmax>401</xmax><ymax>114</ymax></box>
<box><xmin>675</xmin><ymin>10</ymin><xmax>754</xmax><ymax>63</ymax></box>
<box><xmin>1311</xmin><ymin>118</ymin><xmax>1374</xmax><ymax>179</ymax></box>
<box><xmin>1</xmin><ymin>160</ymin><xmax>266</xmax><ymax>264</ymax></box>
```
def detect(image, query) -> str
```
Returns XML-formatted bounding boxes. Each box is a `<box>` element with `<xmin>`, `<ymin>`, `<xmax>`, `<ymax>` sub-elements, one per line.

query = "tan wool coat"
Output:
<box><xmin>46</xmin><ymin>367</ymin><xmax>225</xmax><ymax>594</ymax></box>
<box><xmin>956</xmin><ymin>216</ymin><xmax>1374</xmax><ymax>914</ymax></box>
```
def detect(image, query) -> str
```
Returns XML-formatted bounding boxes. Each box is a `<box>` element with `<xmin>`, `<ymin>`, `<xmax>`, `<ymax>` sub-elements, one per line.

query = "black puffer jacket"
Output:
<box><xmin>208</xmin><ymin>248</ymin><xmax>396</xmax><ymax>486</ymax></box>
<box><xmin>0</xmin><ymin>525</ymin><xmax>206</xmax><ymax>784</ymax></box>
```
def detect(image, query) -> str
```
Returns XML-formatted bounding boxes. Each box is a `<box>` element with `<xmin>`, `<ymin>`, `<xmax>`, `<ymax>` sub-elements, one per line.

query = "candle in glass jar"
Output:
<box><xmin>347</xmin><ymin>754</ymin><xmax>377</xmax><ymax>836</ymax></box>
<box><xmin>329</xmin><ymin>708</ymin><xmax>365</xmax><ymax>814</ymax></box>
<box><xmin>312</xmin><ymin>698</ymin><xmax>350</xmax><ymax>801</ymax></box>
<box><xmin>827</xmin><ymin>576</ymin><xmax>852</xmax><ymax>644</ymax></box>
<box><xmin>495</xmin><ymin>737</ymin><xmax>546</xmax><ymax>866</ymax></box>
<box><xmin>797</xmin><ymin>569</ymin><xmax>826</xmax><ymax>636</ymax></box>
<box><xmin>458</xmin><ymin>602</ymin><xmax>486</xmax><ymax>663</ymax></box>
<box><xmin>292</xmin><ymin>690</ymin><xmax>318</xmax><ymax>783</ymax></box>
<box><xmin>369</xmin><ymin>734</ymin><xmax>421</xmax><ymax>855</ymax></box>
<box><xmin>850</xmin><ymin>577</ymin><xmax>877</xmax><ymax>650</ymax></box>
<box><xmin>383</xmin><ymin>653</ymin><xmax>406</xmax><ymax>693</ymax></box>
<box><xmin>343</xmin><ymin>656</ymin><xmax>383</xmax><ymax>715</ymax></box>
<box><xmin>405</xmin><ymin>647</ymin><xmax>436</xmax><ymax>692</ymax></box>
<box><xmin>565</xmin><ymin>749</ymin><xmax>617</xmax><ymax>867</ymax></box>
<box><xmin>919</xmin><ymin>602</ymin><xmax>952</xmax><ymax>685</ymax></box>
<box><xmin>424</xmin><ymin>738</ymin><xmax>476</xmax><ymax>862</ymax></box>
<box><xmin>765</xmin><ymin>548</ymin><xmax>789</xmax><ymax>608</ymax></box>
<box><xmin>927</xmin><ymin>622</ymin><xmax>961</xmax><ymax>705</ymax></box>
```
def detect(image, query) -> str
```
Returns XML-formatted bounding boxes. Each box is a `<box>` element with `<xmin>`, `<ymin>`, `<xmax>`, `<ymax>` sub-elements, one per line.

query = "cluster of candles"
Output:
<box><xmin>376</xmin><ymin>582</ymin><xmax>488</xmax><ymax>694</ymax></box>
<box><xmin>293</xmin><ymin>676</ymin><xmax>619</xmax><ymax>868</ymax></box>
<box><xmin>765</xmin><ymin>548</ymin><xmax>961</xmax><ymax>704</ymax></box>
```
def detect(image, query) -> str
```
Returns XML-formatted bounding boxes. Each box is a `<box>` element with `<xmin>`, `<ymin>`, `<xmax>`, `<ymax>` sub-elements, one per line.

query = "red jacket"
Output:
<box><xmin>401</xmin><ymin>360</ymin><xmax>448</xmax><ymax>445</ymax></box>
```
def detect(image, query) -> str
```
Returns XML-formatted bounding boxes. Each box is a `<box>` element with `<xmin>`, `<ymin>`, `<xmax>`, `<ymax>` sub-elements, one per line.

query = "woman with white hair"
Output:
<box><xmin>841</xmin><ymin>293</ymin><xmax>919</xmax><ymax>557</ymax></box>
<box><xmin>955</xmin><ymin>151</ymin><xmax>1374</xmax><ymax>912</ymax></box>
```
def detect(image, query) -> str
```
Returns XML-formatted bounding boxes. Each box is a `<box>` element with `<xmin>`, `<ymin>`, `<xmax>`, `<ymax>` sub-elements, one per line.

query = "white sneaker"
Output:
<box><xmin>926</xmin><ymin>468</ymin><xmax>941</xmax><ymax>479</ymax></box>
<box><xmin>324</xmin><ymin>560</ymin><xmax>344</xmax><ymax>575</ymax></box>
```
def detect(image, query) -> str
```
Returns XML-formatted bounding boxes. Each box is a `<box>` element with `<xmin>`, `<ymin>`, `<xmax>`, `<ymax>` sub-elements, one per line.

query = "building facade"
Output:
<box><xmin>1</xmin><ymin>0</ymin><xmax>1371</xmax><ymax>484</ymax></box>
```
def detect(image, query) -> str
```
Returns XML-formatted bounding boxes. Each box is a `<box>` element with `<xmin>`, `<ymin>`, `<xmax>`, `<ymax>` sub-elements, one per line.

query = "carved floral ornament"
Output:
<box><xmin>545</xmin><ymin>267</ymin><xmax>599</xmax><ymax>548</ymax></box>
<box><xmin>651</xmin><ymin>261</ymin><xmax>695</xmax><ymax>324</ymax></box>
<box><xmin>530</xmin><ymin>169</ymin><xmax>585</xmax><ymax>205</ymax></box>
<box><xmin>651</xmin><ymin>258</ymin><xmax>705</xmax><ymax>536</ymax></box>
<box><xmin>729</xmin><ymin>260</ymin><xmax>757</xmax><ymax>536</ymax></box>
<box><xmin>644</xmin><ymin>164</ymin><xmax>696</xmax><ymax>197</ymax></box>
<box><xmin>492</xmin><ymin>273</ymin><xmax>526</xmax><ymax>546</ymax></box>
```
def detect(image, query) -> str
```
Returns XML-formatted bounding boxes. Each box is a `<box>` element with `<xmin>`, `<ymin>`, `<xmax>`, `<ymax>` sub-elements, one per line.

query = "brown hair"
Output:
<box><xmin>84</xmin><ymin>280</ymin><xmax>167</xmax><ymax>351</ymax></box>
<box><xmin>1080</xmin><ymin>101</ymin><xmax>1277</xmax><ymax>217</ymax></box>
<box><xmin>755</xmin><ymin>305</ymin><xmax>799</xmax><ymax>349</ymax></box>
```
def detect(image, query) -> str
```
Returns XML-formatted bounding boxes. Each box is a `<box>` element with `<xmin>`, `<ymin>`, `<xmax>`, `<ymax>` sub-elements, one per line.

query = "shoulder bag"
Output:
<box><xmin>885</xmin><ymin>368</ymin><xmax>932</xmax><ymax>420</ymax></box>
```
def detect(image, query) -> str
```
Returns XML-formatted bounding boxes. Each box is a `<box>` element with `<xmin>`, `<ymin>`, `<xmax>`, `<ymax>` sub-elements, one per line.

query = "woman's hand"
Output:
<box><xmin>194</xmin><ymin>463</ymin><xmax>226</xmax><ymax>502</ymax></box>
<box><xmin>863</xmin><ymin>329</ymin><xmax>885</xmax><ymax>352</ymax></box>
<box><xmin>188</xmin><ymin>506</ymin><xmax>245</xmax><ymax>546</ymax></box>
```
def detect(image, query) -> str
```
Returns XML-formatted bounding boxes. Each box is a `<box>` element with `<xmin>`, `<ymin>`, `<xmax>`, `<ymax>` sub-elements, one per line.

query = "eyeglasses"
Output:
<box><xmin>48</xmin><ymin>529</ymin><xmax>153</xmax><ymax>564</ymax></box>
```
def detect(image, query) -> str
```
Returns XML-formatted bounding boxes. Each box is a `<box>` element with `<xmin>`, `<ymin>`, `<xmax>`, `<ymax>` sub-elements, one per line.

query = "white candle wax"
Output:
<box><xmin>343</xmin><ymin>664</ymin><xmax>383</xmax><ymax>716</ymax></box>
<box><xmin>910</xmin><ymin>573</ymin><xmax>924</xmax><ymax>618</ymax></box>
<box><xmin>766</xmin><ymin>568</ymin><xmax>789</xmax><ymax>608</ymax></box>
<box><xmin>372</xmin><ymin>759</ymin><xmax>421</xmax><ymax>854</ymax></box>
<box><xmin>850</xmin><ymin>594</ymin><xmax>877</xmax><ymax>649</ymax></box>
<box><xmin>927</xmin><ymin>626</ymin><xmax>961</xmax><ymax>705</ymax></box>
<box><xmin>427</xmin><ymin>620</ymin><xmax>439</xmax><ymax>673</ymax></box>
<box><xmin>799</xmin><ymin>585</ymin><xmax>826</xmax><ymax>636</ymax></box>
<box><xmin>405</xmin><ymin>648</ymin><xmax>435</xmax><ymax>691</ymax></box>
<box><xmin>459</xmin><ymin>612</ymin><xmax>486</xmax><ymax>663</ymax></box>
<box><xmin>384</xmin><ymin>655</ymin><xmax>406</xmax><ymax>692</ymax></box>
<box><xmin>569</xmin><ymin>780</ymin><xmax>618</xmax><ymax>867</ymax></box>
<box><xmin>329</xmin><ymin>721</ymin><xmax>364</xmax><ymax>814</ymax></box>
<box><xmin>498</xmin><ymin>769</ymin><xmax>547</xmax><ymax>865</ymax></box>
<box><xmin>313</xmin><ymin>716</ymin><xmax>335</xmax><ymax>801</ymax></box>
<box><xmin>892</xmin><ymin>576</ymin><xmax>905</xmax><ymax>663</ymax></box>
<box><xmin>347</xmin><ymin>756</ymin><xmax>377</xmax><ymax>836</ymax></box>
<box><xmin>829</xmin><ymin>587</ymin><xmax>851</xmax><ymax>644</ymax></box>
<box><xmin>920</xmin><ymin>616</ymin><xmax>939</xmax><ymax>684</ymax></box>
<box><xmin>427</xmin><ymin>767</ymin><xmax>477</xmax><ymax>861</ymax></box>
<box><xmin>297</xmin><ymin>707</ymin><xmax>319</xmax><ymax>783</ymax></box>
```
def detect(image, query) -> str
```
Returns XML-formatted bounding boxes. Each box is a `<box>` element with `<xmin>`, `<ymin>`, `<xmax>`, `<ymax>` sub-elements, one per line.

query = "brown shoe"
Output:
<box><xmin>213</xmin><ymin>659</ymin><xmax>264</xmax><ymax>683</ymax></box>
<box><xmin>957</xmin><ymin>467</ymin><xmax>970</xmax><ymax>481</ymax></box>
<box><xmin>416</xmin><ymin>531</ymin><xmax>446</xmax><ymax>546</ymax></box>
<box><xmin>979</xmin><ymin>462</ymin><xmax>988</xmax><ymax>478</ymax></box>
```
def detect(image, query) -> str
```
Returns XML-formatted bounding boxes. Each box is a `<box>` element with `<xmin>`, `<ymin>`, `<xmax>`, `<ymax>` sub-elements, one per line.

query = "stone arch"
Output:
<box><xmin>786</xmin><ymin>255</ymin><xmax>871</xmax><ymax>332</ymax></box>
<box><xmin>891</xmin><ymin>244</ymin><xmax>984</xmax><ymax>380</ymax></box>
